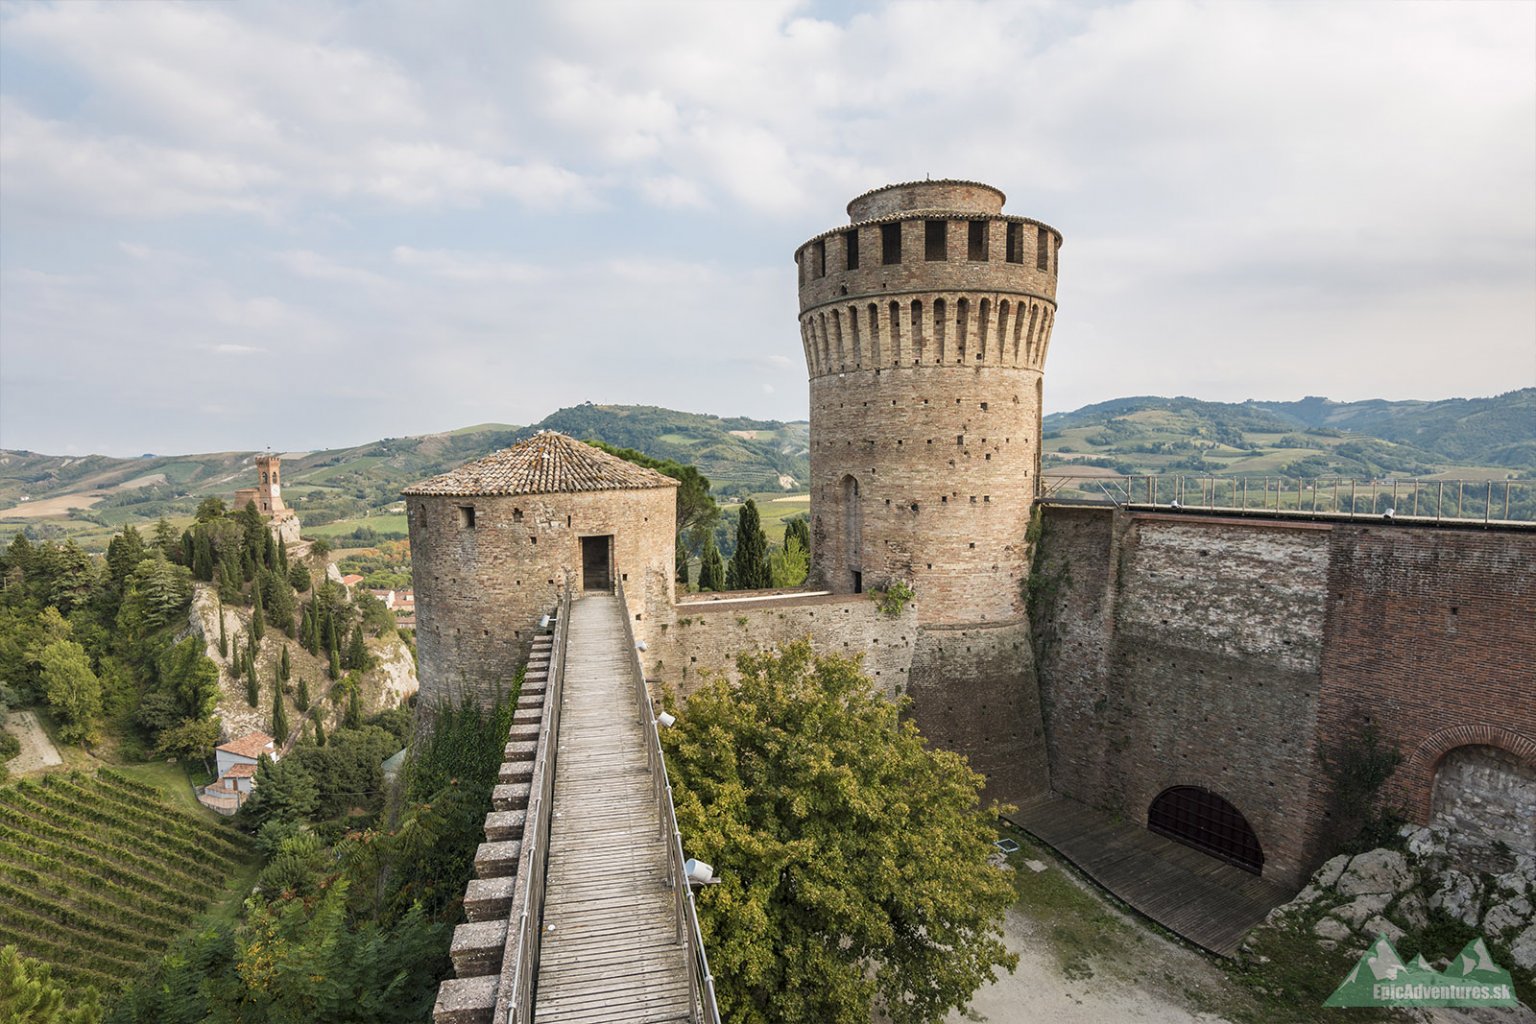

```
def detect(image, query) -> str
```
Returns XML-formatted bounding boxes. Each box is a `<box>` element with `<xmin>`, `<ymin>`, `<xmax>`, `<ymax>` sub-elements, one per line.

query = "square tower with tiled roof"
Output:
<box><xmin>404</xmin><ymin>431</ymin><xmax>679</xmax><ymax>709</ymax></box>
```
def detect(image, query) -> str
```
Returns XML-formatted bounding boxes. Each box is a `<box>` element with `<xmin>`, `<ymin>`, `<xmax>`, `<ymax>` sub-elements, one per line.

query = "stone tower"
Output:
<box><xmin>404</xmin><ymin>432</ymin><xmax>678</xmax><ymax>711</ymax></box>
<box><xmin>794</xmin><ymin>180</ymin><xmax>1062</xmax><ymax>803</ymax></box>
<box><xmin>234</xmin><ymin>452</ymin><xmax>301</xmax><ymax>543</ymax></box>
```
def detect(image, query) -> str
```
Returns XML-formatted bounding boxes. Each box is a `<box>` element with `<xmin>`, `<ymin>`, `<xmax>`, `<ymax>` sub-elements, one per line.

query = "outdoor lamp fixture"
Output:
<box><xmin>539</xmin><ymin>614</ymin><xmax>551</xmax><ymax>629</ymax></box>
<box><xmin>685</xmin><ymin>859</ymin><xmax>719</xmax><ymax>887</ymax></box>
<box><xmin>656</xmin><ymin>711</ymin><xmax>676</xmax><ymax>728</ymax></box>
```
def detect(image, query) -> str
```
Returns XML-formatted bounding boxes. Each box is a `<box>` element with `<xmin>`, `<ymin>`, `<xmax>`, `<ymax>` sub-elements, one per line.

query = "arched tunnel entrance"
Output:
<box><xmin>1148</xmin><ymin>786</ymin><xmax>1264</xmax><ymax>874</ymax></box>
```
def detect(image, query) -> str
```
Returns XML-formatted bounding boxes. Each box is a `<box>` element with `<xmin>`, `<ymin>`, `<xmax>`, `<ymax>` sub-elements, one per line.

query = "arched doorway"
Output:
<box><xmin>840</xmin><ymin>474</ymin><xmax>862</xmax><ymax>592</ymax></box>
<box><xmin>1148</xmin><ymin>786</ymin><xmax>1264</xmax><ymax>874</ymax></box>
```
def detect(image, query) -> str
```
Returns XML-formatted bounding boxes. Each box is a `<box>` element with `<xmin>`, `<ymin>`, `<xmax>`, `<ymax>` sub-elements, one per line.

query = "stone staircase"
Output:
<box><xmin>433</xmin><ymin>628</ymin><xmax>554</xmax><ymax>1024</ymax></box>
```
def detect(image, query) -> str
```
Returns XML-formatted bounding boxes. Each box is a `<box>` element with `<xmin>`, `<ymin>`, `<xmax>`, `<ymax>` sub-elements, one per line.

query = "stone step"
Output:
<box><xmin>474</xmin><ymin>840</ymin><xmax>522</xmax><ymax>879</ymax></box>
<box><xmin>516</xmin><ymin>693</ymin><xmax>544</xmax><ymax>711</ymax></box>
<box><xmin>492</xmin><ymin>783</ymin><xmax>530</xmax><ymax>811</ymax></box>
<box><xmin>463</xmin><ymin>876</ymin><xmax>517</xmax><ymax>922</ymax></box>
<box><xmin>449</xmin><ymin>918</ymin><xmax>508</xmax><ymax>977</ymax></box>
<box><xmin>498</xmin><ymin>760</ymin><xmax>534</xmax><ymax>785</ymax></box>
<box><xmin>433</xmin><ymin>976</ymin><xmax>498</xmax><ymax>1024</ymax></box>
<box><xmin>512</xmin><ymin>707</ymin><xmax>541</xmax><ymax>725</ymax></box>
<box><xmin>484</xmin><ymin>809</ymin><xmax>527</xmax><ymax>841</ymax></box>
<box><xmin>503</xmin><ymin>740</ymin><xmax>538</xmax><ymax>762</ymax></box>
<box><xmin>507</xmin><ymin>724</ymin><xmax>540</xmax><ymax>743</ymax></box>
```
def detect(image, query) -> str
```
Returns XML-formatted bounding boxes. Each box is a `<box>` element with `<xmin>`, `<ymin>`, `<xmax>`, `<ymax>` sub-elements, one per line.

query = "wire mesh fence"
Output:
<box><xmin>1038</xmin><ymin>475</ymin><xmax>1534</xmax><ymax>523</ymax></box>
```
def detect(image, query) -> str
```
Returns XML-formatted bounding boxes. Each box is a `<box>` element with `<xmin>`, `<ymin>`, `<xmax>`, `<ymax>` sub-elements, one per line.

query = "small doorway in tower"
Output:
<box><xmin>580</xmin><ymin>536</ymin><xmax>612</xmax><ymax>591</ymax></box>
<box><xmin>851</xmin><ymin>571</ymin><xmax>863</xmax><ymax>594</ymax></box>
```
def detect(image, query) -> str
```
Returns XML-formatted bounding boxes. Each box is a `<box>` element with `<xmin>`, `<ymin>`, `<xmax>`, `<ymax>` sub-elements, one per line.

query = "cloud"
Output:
<box><xmin>210</xmin><ymin>343</ymin><xmax>264</xmax><ymax>356</ymax></box>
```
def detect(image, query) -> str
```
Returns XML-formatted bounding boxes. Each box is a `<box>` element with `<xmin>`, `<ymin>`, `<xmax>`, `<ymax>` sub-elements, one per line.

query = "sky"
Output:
<box><xmin>1</xmin><ymin>0</ymin><xmax>1533</xmax><ymax>457</ymax></box>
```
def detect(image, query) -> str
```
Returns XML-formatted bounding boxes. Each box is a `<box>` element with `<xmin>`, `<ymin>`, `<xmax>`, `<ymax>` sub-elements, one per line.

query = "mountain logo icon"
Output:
<box><xmin>1324</xmin><ymin>934</ymin><xmax>1520</xmax><ymax>1008</ymax></box>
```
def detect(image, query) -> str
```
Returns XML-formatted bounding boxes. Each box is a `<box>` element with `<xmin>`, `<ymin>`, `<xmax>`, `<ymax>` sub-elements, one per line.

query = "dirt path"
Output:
<box><xmin>3</xmin><ymin>710</ymin><xmax>63</xmax><ymax>773</ymax></box>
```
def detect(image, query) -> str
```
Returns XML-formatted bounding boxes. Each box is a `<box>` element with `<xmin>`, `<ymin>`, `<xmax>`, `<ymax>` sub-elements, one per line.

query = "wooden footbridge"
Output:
<box><xmin>434</xmin><ymin>583</ymin><xmax>720</xmax><ymax>1024</ymax></box>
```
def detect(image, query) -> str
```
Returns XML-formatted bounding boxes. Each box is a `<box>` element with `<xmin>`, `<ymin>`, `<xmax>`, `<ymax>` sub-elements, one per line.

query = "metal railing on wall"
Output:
<box><xmin>1037</xmin><ymin>474</ymin><xmax>1533</xmax><ymax>524</ymax></box>
<box><xmin>615</xmin><ymin>572</ymin><xmax>723</xmax><ymax>1024</ymax></box>
<box><xmin>502</xmin><ymin>580</ymin><xmax>572</xmax><ymax>1024</ymax></box>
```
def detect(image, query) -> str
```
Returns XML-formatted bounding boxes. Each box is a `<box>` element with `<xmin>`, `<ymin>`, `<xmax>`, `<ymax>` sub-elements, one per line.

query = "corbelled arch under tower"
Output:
<box><xmin>795</xmin><ymin>180</ymin><xmax>1062</xmax><ymax>803</ymax></box>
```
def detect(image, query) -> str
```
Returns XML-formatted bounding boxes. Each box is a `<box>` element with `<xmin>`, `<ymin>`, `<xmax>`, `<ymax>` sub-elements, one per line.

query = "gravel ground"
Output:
<box><xmin>3</xmin><ymin>709</ymin><xmax>63</xmax><ymax>773</ymax></box>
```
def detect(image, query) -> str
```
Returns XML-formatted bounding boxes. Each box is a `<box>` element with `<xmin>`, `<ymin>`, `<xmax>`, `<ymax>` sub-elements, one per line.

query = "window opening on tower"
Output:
<box><xmin>843</xmin><ymin>230</ymin><xmax>859</xmax><ymax>270</ymax></box>
<box><xmin>968</xmin><ymin>220</ymin><xmax>988</xmax><ymax>261</ymax></box>
<box><xmin>1036</xmin><ymin>227</ymin><xmax>1050</xmax><ymax>271</ymax></box>
<box><xmin>881</xmin><ymin>222</ymin><xmax>902</xmax><ymax>265</ymax></box>
<box><xmin>925</xmin><ymin>220</ymin><xmax>948</xmax><ymax>261</ymax></box>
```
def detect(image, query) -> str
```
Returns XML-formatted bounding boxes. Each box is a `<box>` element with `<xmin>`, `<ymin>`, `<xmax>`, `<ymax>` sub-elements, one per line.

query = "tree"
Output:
<box><xmin>217</xmin><ymin>596</ymin><xmax>228</xmax><ymax>659</ymax></box>
<box><xmin>313</xmin><ymin>713</ymin><xmax>326</xmax><ymax>747</ymax></box>
<box><xmin>251</xmin><ymin>584</ymin><xmax>266</xmax><ymax>641</ymax></box>
<box><xmin>659</xmin><ymin>642</ymin><xmax>1018</xmax><ymax>1024</ymax></box>
<box><xmin>272</xmin><ymin>684</ymin><xmax>290</xmax><ymax>746</ymax></box>
<box><xmin>769</xmin><ymin>534</ymin><xmax>809</xmax><ymax>588</ymax></box>
<box><xmin>345</xmin><ymin>686</ymin><xmax>363</xmax><ymax>730</ymax></box>
<box><xmin>195</xmin><ymin>496</ymin><xmax>228</xmax><ymax>522</ymax></box>
<box><xmin>152</xmin><ymin>518</ymin><xmax>180</xmax><ymax>560</ymax></box>
<box><xmin>328</xmin><ymin>642</ymin><xmax>342</xmax><ymax>681</ymax></box>
<box><xmin>588</xmin><ymin>441</ymin><xmax>720</xmax><ymax>547</ymax></box>
<box><xmin>240</xmin><ymin>754</ymin><xmax>318</xmax><ymax>828</ymax></box>
<box><xmin>698</xmin><ymin>534</ymin><xmax>725</xmax><ymax>592</ymax></box>
<box><xmin>296</xmin><ymin>676</ymin><xmax>310</xmax><ymax>712</ymax></box>
<box><xmin>153</xmin><ymin>716</ymin><xmax>220</xmax><ymax>767</ymax></box>
<box><xmin>246</xmin><ymin>657</ymin><xmax>260</xmax><ymax>707</ymax></box>
<box><xmin>784</xmin><ymin>516</ymin><xmax>811</xmax><ymax>559</ymax></box>
<box><xmin>676</xmin><ymin>544</ymin><xmax>690</xmax><ymax>586</ymax></box>
<box><xmin>727</xmin><ymin>499</ymin><xmax>771</xmax><ymax>590</ymax></box>
<box><xmin>279</xmin><ymin>644</ymin><xmax>291</xmax><ymax>682</ymax></box>
<box><xmin>157</xmin><ymin>635</ymin><xmax>220</xmax><ymax>721</ymax></box>
<box><xmin>0</xmin><ymin>945</ymin><xmax>102</xmax><ymax>1024</ymax></box>
<box><xmin>290</xmin><ymin>563</ymin><xmax>312</xmax><ymax>593</ymax></box>
<box><xmin>345</xmin><ymin>624</ymin><xmax>369</xmax><ymax>671</ymax></box>
<box><xmin>39</xmin><ymin>639</ymin><xmax>102</xmax><ymax>745</ymax></box>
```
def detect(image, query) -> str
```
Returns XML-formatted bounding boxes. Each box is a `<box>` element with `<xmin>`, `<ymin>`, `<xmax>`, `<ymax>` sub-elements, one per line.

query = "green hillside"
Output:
<box><xmin>0</xmin><ymin>768</ymin><xmax>254</xmax><ymax>994</ymax></box>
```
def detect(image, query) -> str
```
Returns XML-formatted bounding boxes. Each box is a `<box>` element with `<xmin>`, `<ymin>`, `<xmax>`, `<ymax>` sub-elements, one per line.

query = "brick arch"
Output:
<box><xmin>1400</xmin><ymin>724</ymin><xmax>1536</xmax><ymax>819</ymax></box>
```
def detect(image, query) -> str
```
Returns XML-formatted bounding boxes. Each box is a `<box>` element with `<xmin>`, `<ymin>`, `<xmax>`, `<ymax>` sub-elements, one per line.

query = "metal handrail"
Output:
<box><xmin>614</xmin><ymin>573</ymin><xmax>723</xmax><ymax>1024</ymax></box>
<box><xmin>1035</xmin><ymin>474</ymin><xmax>1533</xmax><ymax>524</ymax></box>
<box><xmin>502</xmin><ymin>579</ymin><xmax>572</xmax><ymax>1024</ymax></box>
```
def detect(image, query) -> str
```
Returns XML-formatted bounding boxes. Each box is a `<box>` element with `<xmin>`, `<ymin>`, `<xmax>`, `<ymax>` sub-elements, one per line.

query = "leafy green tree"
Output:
<box><xmin>290</xmin><ymin>563</ymin><xmax>312</xmax><ymax>593</ymax></box>
<box><xmin>104</xmin><ymin>526</ymin><xmax>147</xmax><ymax>595</ymax></box>
<box><xmin>589</xmin><ymin>441</ymin><xmax>720</xmax><ymax>548</ymax></box>
<box><xmin>157</xmin><ymin>635</ymin><xmax>221</xmax><ymax>721</ymax></box>
<box><xmin>345</xmin><ymin>624</ymin><xmax>370</xmax><ymax>671</ymax></box>
<box><xmin>36</xmin><ymin>540</ymin><xmax>99</xmax><ymax>614</ymax></box>
<box><xmin>769</xmin><ymin>534</ymin><xmax>809</xmax><ymax>588</ymax></box>
<box><xmin>0</xmin><ymin>945</ymin><xmax>102</xmax><ymax>1024</ymax></box>
<box><xmin>727</xmin><ymin>499</ymin><xmax>771</xmax><ymax>590</ymax></box>
<box><xmin>698</xmin><ymin>534</ymin><xmax>725</xmax><ymax>592</ymax></box>
<box><xmin>39</xmin><ymin>639</ymin><xmax>102</xmax><ymax>745</ymax></box>
<box><xmin>659</xmin><ymin>642</ymin><xmax>1018</xmax><ymax>1024</ymax></box>
<box><xmin>117</xmin><ymin>555</ymin><xmax>193</xmax><ymax>635</ymax></box>
<box><xmin>240</xmin><ymin>753</ymin><xmax>319</xmax><ymax>829</ymax></box>
<box><xmin>195</xmin><ymin>496</ymin><xmax>228</xmax><ymax>522</ymax></box>
<box><xmin>272</xmin><ymin>684</ymin><xmax>290</xmax><ymax>746</ymax></box>
<box><xmin>153</xmin><ymin>716</ymin><xmax>220</xmax><ymax>767</ymax></box>
<box><xmin>784</xmin><ymin>515</ymin><xmax>811</xmax><ymax>559</ymax></box>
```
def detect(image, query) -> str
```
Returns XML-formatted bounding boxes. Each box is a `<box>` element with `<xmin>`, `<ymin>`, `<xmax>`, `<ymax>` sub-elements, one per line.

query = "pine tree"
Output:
<box><xmin>279</xmin><ymin>644</ymin><xmax>291</xmax><ymax>682</ymax></box>
<box><xmin>345</xmin><ymin>686</ymin><xmax>363</xmax><ymax>730</ymax></box>
<box><xmin>217</xmin><ymin>597</ymin><xmax>228</xmax><ymax>659</ymax></box>
<box><xmin>296</xmin><ymin>676</ymin><xmax>310</xmax><ymax>712</ymax></box>
<box><xmin>728</xmin><ymin>499</ymin><xmax>771</xmax><ymax>590</ymax></box>
<box><xmin>251</xmin><ymin>585</ymin><xmax>266</xmax><ymax>641</ymax></box>
<box><xmin>676</xmin><ymin>542</ymin><xmax>690</xmax><ymax>586</ymax></box>
<box><xmin>698</xmin><ymin>534</ymin><xmax>725</xmax><ymax>592</ymax></box>
<box><xmin>271</xmin><ymin>684</ymin><xmax>289</xmax><ymax>745</ymax></box>
<box><xmin>245</xmin><ymin>658</ymin><xmax>259</xmax><ymax>707</ymax></box>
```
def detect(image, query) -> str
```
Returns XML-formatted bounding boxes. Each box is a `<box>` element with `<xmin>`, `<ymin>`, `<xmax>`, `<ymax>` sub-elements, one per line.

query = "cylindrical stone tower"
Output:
<box><xmin>795</xmin><ymin>180</ymin><xmax>1062</xmax><ymax>803</ymax></box>
<box><xmin>796</xmin><ymin>180</ymin><xmax>1061</xmax><ymax>619</ymax></box>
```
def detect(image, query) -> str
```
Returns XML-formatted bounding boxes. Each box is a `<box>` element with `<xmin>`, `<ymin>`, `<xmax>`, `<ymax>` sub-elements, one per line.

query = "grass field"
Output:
<box><xmin>722</xmin><ymin>493</ymin><xmax>809</xmax><ymax>545</ymax></box>
<box><xmin>305</xmin><ymin>513</ymin><xmax>410</xmax><ymax>540</ymax></box>
<box><xmin>0</xmin><ymin>769</ymin><xmax>255</xmax><ymax>994</ymax></box>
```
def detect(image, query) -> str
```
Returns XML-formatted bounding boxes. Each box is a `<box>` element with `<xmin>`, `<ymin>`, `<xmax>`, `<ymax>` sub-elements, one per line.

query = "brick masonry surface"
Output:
<box><xmin>1030</xmin><ymin>505</ymin><xmax>1536</xmax><ymax>887</ymax></box>
<box><xmin>409</xmin><ymin>487</ymin><xmax>675</xmax><ymax>709</ymax></box>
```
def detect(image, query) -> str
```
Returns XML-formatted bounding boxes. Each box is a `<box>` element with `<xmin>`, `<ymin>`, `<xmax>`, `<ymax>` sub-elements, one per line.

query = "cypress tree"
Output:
<box><xmin>217</xmin><ymin>597</ymin><xmax>228</xmax><ymax>659</ymax></box>
<box><xmin>241</xmin><ymin>547</ymin><xmax>255</xmax><ymax>584</ymax></box>
<box><xmin>328</xmin><ymin>643</ymin><xmax>341</xmax><ymax>681</ymax></box>
<box><xmin>263</xmin><ymin>528</ymin><xmax>276</xmax><ymax>571</ymax></box>
<box><xmin>698</xmin><ymin>535</ymin><xmax>725</xmax><ymax>592</ymax></box>
<box><xmin>345</xmin><ymin>686</ymin><xmax>362</xmax><ymax>730</ymax></box>
<box><xmin>785</xmin><ymin>516</ymin><xmax>812</xmax><ymax>558</ymax></box>
<box><xmin>296</xmin><ymin>676</ymin><xmax>310</xmax><ymax>712</ymax></box>
<box><xmin>277</xmin><ymin>537</ymin><xmax>289</xmax><ymax>573</ymax></box>
<box><xmin>271</xmin><ymin>685</ymin><xmax>288</xmax><ymax>745</ymax></box>
<box><xmin>728</xmin><ymin>499</ymin><xmax>771</xmax><ymax>590</ymax></box>
<box><xmin>314</xmin><ymin>713</ymin><xmax>326</xmax><ymax>748</ymax></box>
<box><xmin>193</xmin><ymin>531</ymin><xmax>214</xmax><ymax>581</ymax></box>
<box><xmin>279</xmin><ymin>644</ymin><xmax>291</xmax><ymax>682</ymax></box>
<box><xmin>346</xmin><ymin>624</ymin><xmax>368</xmax><ymax>671</ymax></box>
<box><xmin>245</xmin><ymin>658</ymin><xmax>259</xmax><ymax>707</ymax></box>
<box><xmin>251</xmin><ymin>585</ymin><xmax>266</xmax><ymax>641</ymax></box>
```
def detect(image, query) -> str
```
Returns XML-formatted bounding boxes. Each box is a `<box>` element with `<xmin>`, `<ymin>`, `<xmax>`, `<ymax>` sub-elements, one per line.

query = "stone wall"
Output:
<box><xmin>649</xmin><ymin>591</ymin><xmax>916</xmax><ymax>698</ymax></box>
<box><xmin>1430</xmin><ymin>746</ymin><xmax>1536</xmax><ymax>873</ymax></box>
<box><xmin>1030</xmin><ymin>505</ymin><xmax>1536</xmax><ymax>888</ymax></box>
<box><xmin>410</xmin><ymin>487</ymin><xmax>675</xmax><ymax>709</ymax></box>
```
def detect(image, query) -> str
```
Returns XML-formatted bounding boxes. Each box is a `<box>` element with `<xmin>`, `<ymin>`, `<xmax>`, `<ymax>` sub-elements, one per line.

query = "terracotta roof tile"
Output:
<box><xmin>224</xmin><ymin>763</ymin><xmax>257</xmax><ymax>778</ymax></box>
<box><xmin>217</xmin><ymin>732</ymin><xmax>274</xmax><ymax>759</ymax></box>
<box><xmin>402</xmin><ymin>431</ymin><xmax>679</xmax><ymax>498</ymax></box>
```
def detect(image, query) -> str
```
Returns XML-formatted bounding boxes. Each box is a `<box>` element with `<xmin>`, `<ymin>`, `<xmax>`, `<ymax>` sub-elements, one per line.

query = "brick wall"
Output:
<box><xmin>1031</xmin><ymin>506</ymin><xmax>1536</xmax><ymax>887</ymax></box>
<box><xmin>409</xmin><ymin>487</ymin><xmax>675</xmax><ymax>709</ymax></box>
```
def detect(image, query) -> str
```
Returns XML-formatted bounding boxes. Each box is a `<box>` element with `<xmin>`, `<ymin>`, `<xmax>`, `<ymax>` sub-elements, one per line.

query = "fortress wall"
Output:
<box><xmin>1315</xmin><ymin>525</ymin><xmax>1536</xmax><ymax>863</ymax></box>
<box><xmin>648</xmin><ymin>592</ymin><xmax>916</xmax><ymax>699</ymax></box>
<box><xmin>1032</xmin><ymin>506</ymin><xmax>1335</xmax><ymax>887</ymax></box>
<box><xmin>1032</xmin><ymin>506</ymin><xmax>1536</xmax><ymax>886</ymax></box>
<box><xmin>410</xmin><ymin>488</ymin><xmax>675</xmax><ymax>709</ymax></box>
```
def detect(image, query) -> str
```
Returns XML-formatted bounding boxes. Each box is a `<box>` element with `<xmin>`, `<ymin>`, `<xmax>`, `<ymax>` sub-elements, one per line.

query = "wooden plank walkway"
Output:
<box><xmin>534</xmin><ymin>594</ymin><xmax>692</xmax><ymax>1024</ymax></box>
<box><xmin>1010</xmin><ymin>796</ymin><xmax>1294</xmax><ymax>957</ymax></box>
